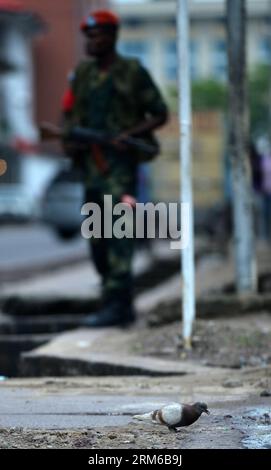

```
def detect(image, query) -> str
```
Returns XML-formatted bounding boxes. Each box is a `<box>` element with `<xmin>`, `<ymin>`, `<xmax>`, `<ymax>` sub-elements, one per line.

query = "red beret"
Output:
<box><xmin>80</xmin><ymin>10</ymin><xmax>120</xmax><ymax>33</ymax></box>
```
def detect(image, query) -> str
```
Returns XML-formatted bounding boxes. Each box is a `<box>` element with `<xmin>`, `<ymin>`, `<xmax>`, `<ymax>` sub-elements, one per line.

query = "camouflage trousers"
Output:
<box><xmin>85</xmin><ymin>184</ymin><xmax>136</xmax><ymax>303</ymax></box>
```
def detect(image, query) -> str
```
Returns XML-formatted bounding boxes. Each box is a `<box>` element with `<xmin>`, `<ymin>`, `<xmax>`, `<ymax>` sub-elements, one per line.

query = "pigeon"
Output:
<box><xmin>133</xmin><ymin>402</ymin><xmax>210</xmax><ymax>432</ymax></box>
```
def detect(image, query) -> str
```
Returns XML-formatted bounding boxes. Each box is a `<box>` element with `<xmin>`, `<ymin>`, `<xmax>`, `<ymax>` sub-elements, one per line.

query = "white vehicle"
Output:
<box><xmin>0</xmin><ymin>183</ymin><xmax>39</xmax><ymax>221</ymax></box>
<box><xmin>42</xmin><ymin>168</ymin><xmax>84</xmax><ymax>240</ymax></box>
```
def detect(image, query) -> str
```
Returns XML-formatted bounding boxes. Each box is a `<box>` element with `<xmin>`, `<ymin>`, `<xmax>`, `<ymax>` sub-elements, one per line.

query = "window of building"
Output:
<box><xmin>164</xmin><ymin>40</ymin><xmax>199</xmax><ymax>81</ymax></box>
<box><xmin>117</xmin><ymin>40</ymin><xmax>149</xmax><ymax>69</ymax></box>
<box><xmin>258</xmin><ymin>36</ymin><xmax>271</xmax><ymax>64</ymax></box>
<box><xmin>212</xmin><ymin>39</ymin><xmax>227</xmax><ymax>81</ymax></box>
<box><xmin>190</xmin><ymin>41</ymin><xmax>199</xmax><ymax>80</ymax></box>
<box><xmin>164</xmin><ymin>41</ymin><xmax>177</xmax><ymax>81</ymax></box>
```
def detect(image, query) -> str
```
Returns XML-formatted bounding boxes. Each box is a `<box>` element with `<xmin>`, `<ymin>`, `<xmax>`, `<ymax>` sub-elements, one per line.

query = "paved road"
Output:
<box><xmin>0</xmin><ymin>388</ymin><xmax>168</xmax><ymax>429</ymax></box>
<box><xmin>0</xmin><ymin>380</ymin><xmax>270</xmax><ymax>449</ymax></box>
<box><xmin>0</xmin><ymin>223</ymin><xmax>87</xmax><ymax>276</ymax></box>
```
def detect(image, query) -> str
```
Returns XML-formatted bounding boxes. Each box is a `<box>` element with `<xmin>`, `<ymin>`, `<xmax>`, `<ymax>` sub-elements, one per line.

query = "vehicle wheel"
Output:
<box><xmin>56</xmin><ymin>228</ymin><xmax>79</xmax><ymax>240</ymax></box>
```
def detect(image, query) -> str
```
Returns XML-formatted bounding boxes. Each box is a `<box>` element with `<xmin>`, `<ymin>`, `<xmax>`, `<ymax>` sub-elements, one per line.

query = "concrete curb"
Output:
<box><xmin>148</xmin><ymin>293</ymin><xmax>271</xmax><ymax>326</ymax></box>
<box><xmin>20</xmin><ymin>328</ymin><xmax>191</xmax><ymax>377</ymax></box>
<box><xmin>20</xmin><ymin>353</ymin><xmax>189</xmax><ymax>377</ymax></box>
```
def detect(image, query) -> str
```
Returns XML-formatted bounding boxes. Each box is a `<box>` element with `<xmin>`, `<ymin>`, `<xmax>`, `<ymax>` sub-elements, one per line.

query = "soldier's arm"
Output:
<box><xmin>60</xmin><ymin>67</ymin><xmax>86</xmax><ymax>157</ymax></box>
<box><xmin>134</xmin><ymin>64</ymin><xmax>169</xmax><ymax>130</ymax></box>
<box><xmin>120</xmin><ymin>114</ymin><xmax>167</xmax><ymax>138</ymax></box>
<box><xmin>113</xmin><ymin>65</ymin><xmax>168</xmax><ymax>148</ymax></box>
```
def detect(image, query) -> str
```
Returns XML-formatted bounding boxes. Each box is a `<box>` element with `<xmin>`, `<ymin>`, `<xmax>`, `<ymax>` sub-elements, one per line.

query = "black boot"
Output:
<box><xmin>82</xmin><ymin>295</ymin><xmax>136</xmax><ymax>328</ymax></box>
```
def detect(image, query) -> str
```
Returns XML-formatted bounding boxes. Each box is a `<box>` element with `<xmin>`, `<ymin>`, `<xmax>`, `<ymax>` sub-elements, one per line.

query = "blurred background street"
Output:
<box><xmin>0</xmin><ymin>223</ymin><xmax>86</xmax><ymax>281</ymax></box>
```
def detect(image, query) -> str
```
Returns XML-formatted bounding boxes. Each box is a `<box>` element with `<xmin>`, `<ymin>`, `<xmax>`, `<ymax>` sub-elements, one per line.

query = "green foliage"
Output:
<box><xmin>192</xmin><ymin>79</ymin><xmax>227</xmax><ymax>111</ymax></box>
<box><xmin>166</xmin><ymin>64</ymin><xmax>271</xmax><ymax>135</ymax></box>
<box><xmin>166</xmin><ymin>80</ymin><xmax>227</xmax><ymax>112</ymax></box>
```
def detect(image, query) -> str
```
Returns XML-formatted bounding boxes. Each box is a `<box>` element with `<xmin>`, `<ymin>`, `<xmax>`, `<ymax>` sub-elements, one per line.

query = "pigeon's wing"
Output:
<box><xmin>160</xmin><ymin>403</ymin><xmax>183</xmax><ymax>426</ymax></box>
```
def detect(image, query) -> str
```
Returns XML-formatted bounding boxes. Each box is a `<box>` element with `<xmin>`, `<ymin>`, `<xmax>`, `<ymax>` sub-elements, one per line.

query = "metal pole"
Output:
<box><xmin>177</xmin><ymin>0</ymin><xmax>195</xmax><ymax>349</ymax></box>
<box><xmin>226</xmin><ymin>0</ymin><xmax>257</xmax><ymax>294</ymax></box>
<box><xmin>268</xmin><ymin>0</ymin><xmax>271</xmax><ymax>146</ymax></box>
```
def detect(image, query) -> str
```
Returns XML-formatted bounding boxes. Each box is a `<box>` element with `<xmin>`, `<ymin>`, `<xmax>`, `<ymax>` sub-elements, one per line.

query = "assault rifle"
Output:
<box><xmin>39</xmin><ymin>122</ymin><xmax>159</xmax><ymax>159</ymax></box>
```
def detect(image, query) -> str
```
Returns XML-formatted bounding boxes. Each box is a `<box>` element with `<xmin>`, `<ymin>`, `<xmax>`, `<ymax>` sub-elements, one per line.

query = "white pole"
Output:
<box><xmin>177</xmin><ymin>0</ymin><xmax>195</xmax><ymax>349</ymax></box>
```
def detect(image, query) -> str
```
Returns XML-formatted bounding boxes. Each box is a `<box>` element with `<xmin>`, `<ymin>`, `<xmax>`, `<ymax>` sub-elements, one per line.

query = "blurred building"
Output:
<box><xmin>0</xmin><ymin>1</ymin><xmax>43</xmax><ymax>146</ymax></box>
<box><xmin>0</xmin><ymin>0</ymin><xmax>108</xmax><ymax>147</ymax></box>
<box><xmin>21</xmin><ymin>0</ymin><xmax>108</xmax><ymax>125</ymax></box>
<box><xmin>113</xmin><ymin>0</ymin><xmax>271</xmax><ymax>87</ymax></box>
<box><xmin>0</xmin><ymin>0</ymin><xmax>44</xmax><ymax>194</ymax></box>
<box><xmin>112</xmin><ymin>0</ymin><xmax>271</xmax><ymax>208</ymax></box>
<box><xmin>0</xmin><ymin>0</ymin><xmax>107</xmax><ymax>211</ymax></box>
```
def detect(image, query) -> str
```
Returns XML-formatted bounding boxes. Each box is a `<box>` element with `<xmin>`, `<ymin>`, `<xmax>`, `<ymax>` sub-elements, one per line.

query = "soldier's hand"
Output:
<box><xmin>62</xmin><ymin>140</ymin><xmax>89</xmax><ymax>158</ymax></box>
<box><xmin>39</xmin><ymin>122</ymin><xmax>62</xmax><ymax>140</ymax></box>
<box><xmin>111</xmin><ymin>132</ymin><xmax>130</xmax><ymax>152</ymax></box>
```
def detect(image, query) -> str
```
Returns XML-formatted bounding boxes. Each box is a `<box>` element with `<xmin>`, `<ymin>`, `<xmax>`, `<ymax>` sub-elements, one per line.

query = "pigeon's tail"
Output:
<box><xmin>133</xmin><ymin>411</ymin><xmax>154</xmax><ymax>422</ymax></box>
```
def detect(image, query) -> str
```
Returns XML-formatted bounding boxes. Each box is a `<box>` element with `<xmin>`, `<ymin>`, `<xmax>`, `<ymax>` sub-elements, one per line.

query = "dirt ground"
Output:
<box><xmin>1</xmin><ymin>311</ymin><xmax>271</xmax><ymax>449</ymax></box>
<box><xmin>134</xmin><ymin>312</ymin><xmax>271</xmax><ymax>369</ymax></box>
<box><xmin>0</xmin><ymin>421</ymin><xmax>244</xmax><ymax>449</ymax></box>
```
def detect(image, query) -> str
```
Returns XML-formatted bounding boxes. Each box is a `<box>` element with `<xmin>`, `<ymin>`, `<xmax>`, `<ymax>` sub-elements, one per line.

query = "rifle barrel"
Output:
<box><xmin>41</xmin><ymin>124</ymin><xmax>158</xmax><ymax>155</ymax></box>
<box><xmin>71</xmin><ymin>126</ymin><xmax>157</xmax><ymax>155</ymax></box>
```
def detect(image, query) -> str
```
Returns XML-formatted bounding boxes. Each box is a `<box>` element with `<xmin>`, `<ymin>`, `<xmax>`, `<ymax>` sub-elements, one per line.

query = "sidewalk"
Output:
<box><xmin>14</xmin><ymin>241</ymin><xmax>271</xmax><ymax>377</ymax></box>
<box><xmin>0</xmin><ymin>240</ymin><xmax>179</xmax><ymax>304</ymax></box>
<box><xmin>1</xmin><ymin>240</ymin><xmax>271</xmax><ymax>377</ymax></box>
<box><xmin>0</xmin><ymin>241</ymin><xmax>271</xmax><ymax>448</ymax></box>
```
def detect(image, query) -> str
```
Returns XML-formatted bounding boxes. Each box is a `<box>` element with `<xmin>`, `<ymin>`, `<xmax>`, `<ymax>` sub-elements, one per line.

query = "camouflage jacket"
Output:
<box><xmin>63</xmin><ymin>54</ymin><xmax>167</xmax><ymax>186</ymax></box>
<box><xmin>67</xmin><ymin>53</ymin><xmax>167</xmax><ymax>134</ymax></box>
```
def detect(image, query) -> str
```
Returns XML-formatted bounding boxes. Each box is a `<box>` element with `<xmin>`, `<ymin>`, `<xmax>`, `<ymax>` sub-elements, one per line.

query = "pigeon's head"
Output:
<box><xmin>194</xmin><ymin>402</ymin><xmax>210</xmax><ymax>415</ymax></box>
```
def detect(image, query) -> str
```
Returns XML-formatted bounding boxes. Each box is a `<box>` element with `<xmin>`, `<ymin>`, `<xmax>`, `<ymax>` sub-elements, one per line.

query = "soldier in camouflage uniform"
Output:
<box><xmin>63</xmin><ymin>10</ymin><xmax>168</xmax><ymax>327</ymax></box>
